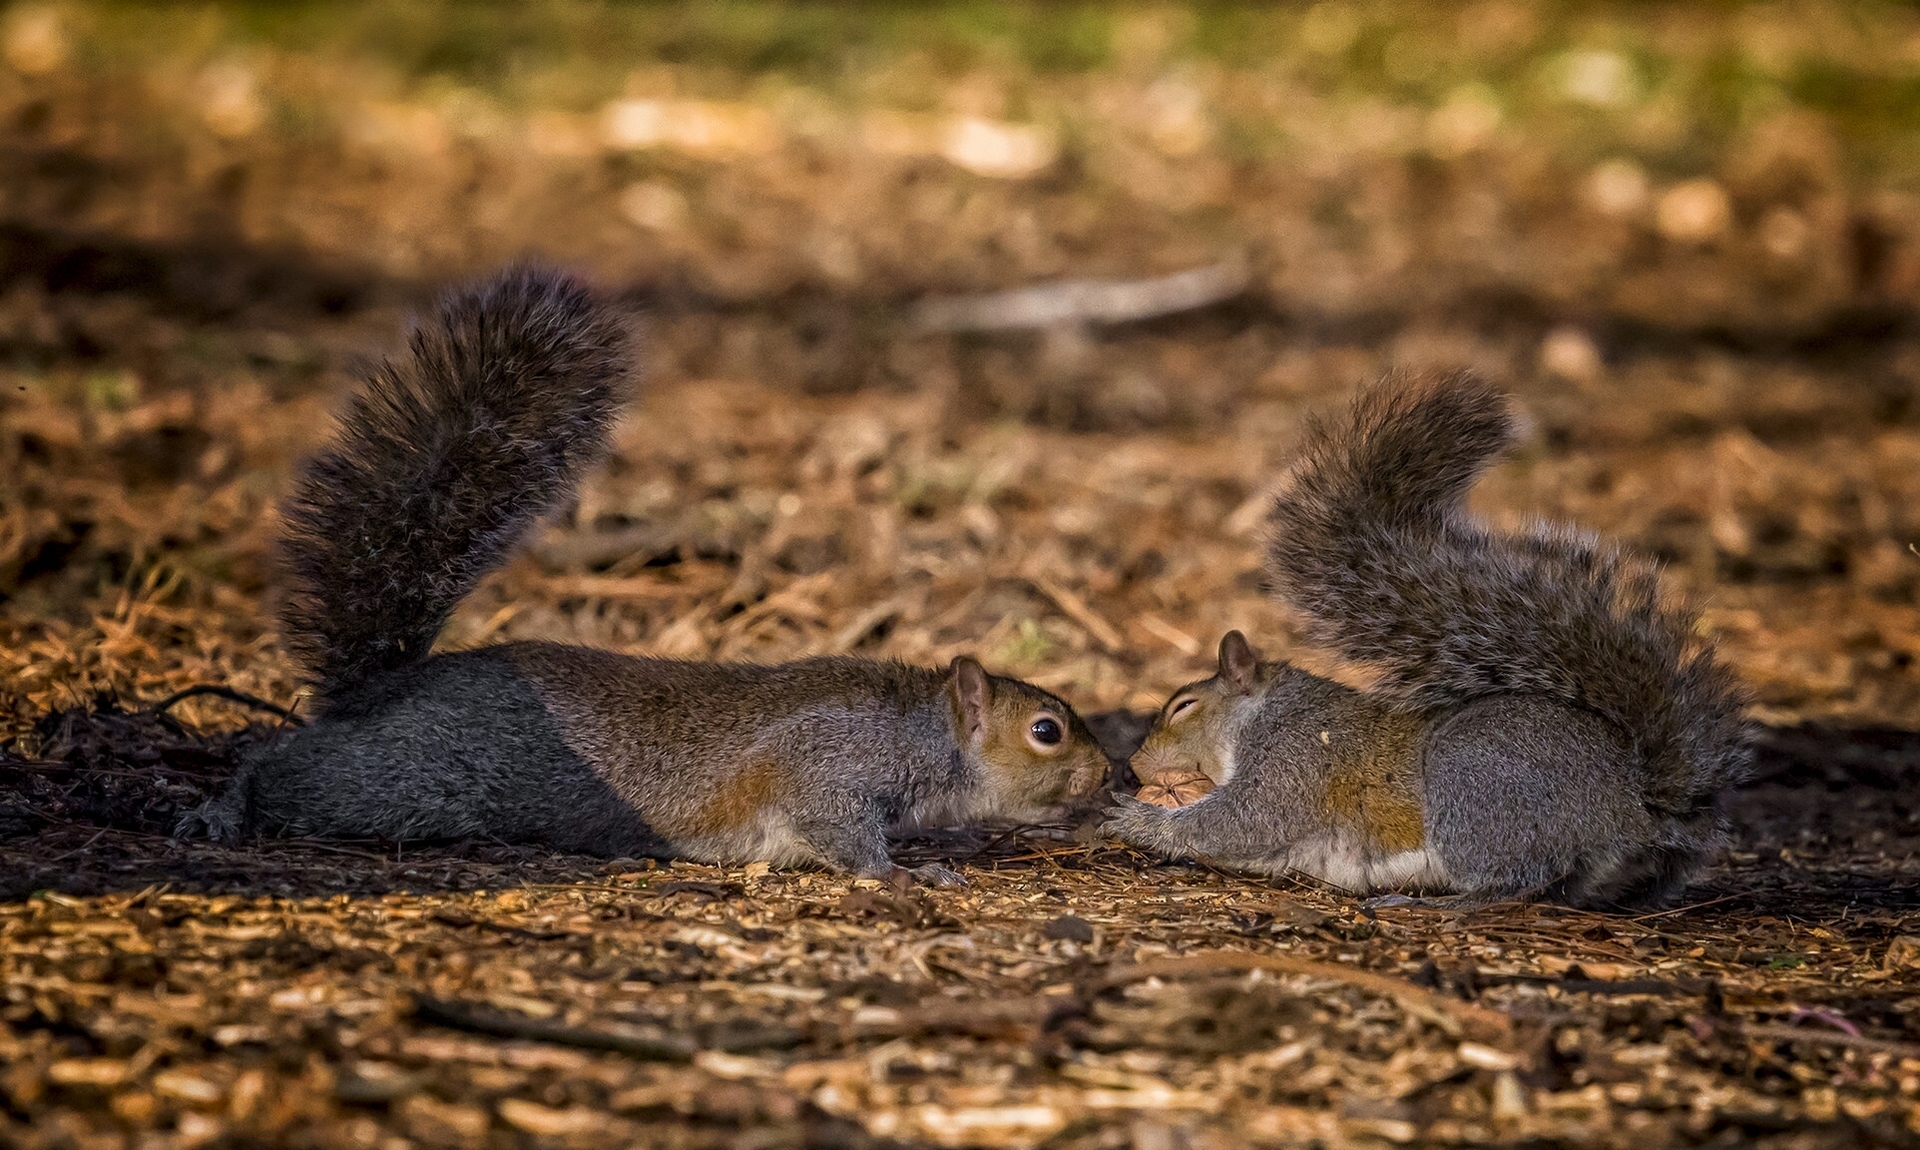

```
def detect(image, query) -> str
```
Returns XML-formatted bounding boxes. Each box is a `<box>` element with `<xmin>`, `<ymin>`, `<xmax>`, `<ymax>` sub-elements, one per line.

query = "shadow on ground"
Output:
<box><xmin>5</xmin><ymin>701</ymin><xmax>1917</xmax><ymax>917</ymax></box>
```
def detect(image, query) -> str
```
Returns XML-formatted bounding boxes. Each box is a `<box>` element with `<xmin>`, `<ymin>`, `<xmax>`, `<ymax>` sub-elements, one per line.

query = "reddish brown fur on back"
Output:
<box><xmin>1321</xmin><ymin>710</ymin><xmax>1426</xmax><ymax>854</ymax></box>
<box><xmin>495</xmin><ymin>643</ymin><xmax>1106</xmax><ymax>855</ymax></box>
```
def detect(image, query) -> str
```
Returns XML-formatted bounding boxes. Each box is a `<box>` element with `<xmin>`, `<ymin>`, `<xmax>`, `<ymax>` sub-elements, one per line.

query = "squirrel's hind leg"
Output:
<box><xmin>1421</xmin><ymin>696</ymin><xmax>1650</xmax><ymax>906</ymax></box>
<box><xmin>791</xmin><ymin>803</ymin><xmax>916</xmax><ymax>882</ymax></box>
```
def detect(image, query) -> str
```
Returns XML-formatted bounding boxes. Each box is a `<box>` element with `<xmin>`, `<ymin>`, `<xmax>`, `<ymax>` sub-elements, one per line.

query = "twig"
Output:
<box><xmin>413</xmin><ymin>998</ymin><xmax>804</xmax><ymax>1059</ymax></box>
<box><xmin>116</xmin><ymin>882</ymin><xmax>172</xmax><ymax>910</ymax></box>
<box><xmin>1628</xmin><ymin>892</ymin><xmax>1747</xmax><ymax>920</ymax></box>
<box><xmin>911</xmin><ymin>256</ymin><xmax>1251</xmax><ymax>333</ymax></box>
<box><xmin>1787</xmin><ymin>1007</ymin><xmax>1861</xmax><ymax>1036</ymax></box>
<box><xmin>44</xmin><ymin>828</ymin><xmax>108</xmax><ymax>863</ymax></box>
<box><xmin>514</xmin><ymin>882</ymin><xmax>667</xmax><ymax>897</ymax></box>
<box><xmin>413</xmin><ymin>997</ymin><xmax>695</xmax><ymax>1061</ymax></box>
<box><xmin>13</xmin><ymin>762</ymin><xmax>219</xmax><ymax>782</ymax></box>
<box><xmin>429</xmin><ymin>913</ymin><xmax>586</xmax><ymax>943</ymax></box>
<box><xmin>1091</xmin><ymin>951</ymin><xmax>1513</xmax><ymax>1045</ymax></box>
<box><xmin>1472</xmin><ymin>972</ymin><xmax>1713</xmax><ymax>998</ymax></box>
<box><xmin>1738</xmin><ymin>1022</ymin><xmax>1920</xmax><ymax>1059</ymax></box>
<box><xmin>263</xmin><ymin>837</ymin><xmax>409</xmax><ymax>863</ymax></box>
<box><xmin>1136</xmin><ymin>613</ymin><xmax>1202</xmax><ymax>656</ymax></box>
<box><xmin>829</xmin><ymin>597</ymin><xmax>907</xmax><ymax>653</ymax></box>
<box><xmin>33</xmin><ymin>819</ymin><xmax>182</xmax><ymax>845</ymax></box>
<box><xmin>964</xmin><ymin>824</ymin><xmax>1044</xmax><ymax>863</ymax></box>
<box><xmin>152</xmin><ymin>685</ymin><xmax>304</xmax><ymax>725</ymax></box>
<box><xmin>998</xmin><ymin>844</ymin><xmax>1096</xmax><ymax>865</ymax></box>
<box><xmin>1030</xmin><ymin>576</ymin><xmax>1125</xmax><ymax>652</ymax></box>
<box><xmin>851</xmin><ymin>1001</ymin><xmax>1046</xmax><ymax>1042</ymax></box>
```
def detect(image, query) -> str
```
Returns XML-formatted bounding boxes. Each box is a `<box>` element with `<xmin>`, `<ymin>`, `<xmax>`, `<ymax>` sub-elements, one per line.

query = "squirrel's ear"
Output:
<box><xmin>948</xmin><ymin>656</ymin><xmax>993</xmax><ymax>741</ymax></box>
<box><xmin>1218</xmin><ymin>630</ymin><xmax>1260</xmax><ymax>692</ymax></box>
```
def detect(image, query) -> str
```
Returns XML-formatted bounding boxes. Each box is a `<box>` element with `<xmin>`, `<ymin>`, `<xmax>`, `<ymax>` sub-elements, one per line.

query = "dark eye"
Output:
<box><xmin>1030</xmin><ymin>717</ymin><xmax>1063</xmax><ymax>746</ymax></box>
<box><xmin>1169</xmin><ymin>698</ymin><xmax>1197</xmax><ymax>719</ymax></box>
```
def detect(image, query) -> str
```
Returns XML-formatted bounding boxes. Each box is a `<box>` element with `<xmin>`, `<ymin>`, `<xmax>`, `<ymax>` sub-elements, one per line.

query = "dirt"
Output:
<box><xmin>6</xmin><ymin>3</ymin><xmax>1920</xmax><ymax>1147</ymax></box>
<box><xmin>5</xmin><ymin>713</ymin><xmax>1920</xmax><ymax>1148</ymax></box>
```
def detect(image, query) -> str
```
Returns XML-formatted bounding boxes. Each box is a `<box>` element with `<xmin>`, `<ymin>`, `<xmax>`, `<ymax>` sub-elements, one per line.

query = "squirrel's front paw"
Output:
<box><xmin>1101</xmin><ymin>793</ymin><xmax>1170</xmax><ymax>847</ymax></box>
<box><xmin>905</xmin><ymin>863</ymin><xmax>967</xmax><ymax>888</ymax></box>
<box><xmin>173</xmin><ymin>798</ymin><xmax>241</xmax><ymax>843</ymax></box>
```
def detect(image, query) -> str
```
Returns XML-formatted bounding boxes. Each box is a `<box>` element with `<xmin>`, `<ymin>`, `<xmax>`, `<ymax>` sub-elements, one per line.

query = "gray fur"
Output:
<box><xmin>1105</xmin><ymin>669</ymin><xmax>1361</xmax><ymax>873</ymax></box>
<box><xmin>279</xmin><ymin>266</ymin><xmax>632</xmax><ymax>703</ymax></box>
<box><xmin>1265</xmin><ymin>372</ymin><xmax>1752</xmax><ymax>823</ymax></box>
<box><xmin>1108</xmin><ymin>374</ymin><xmax>1753</xmax><ymax>907</ymax></box>
<box><xmin>184</xmin><ymin>649</ymin><xmax>667</xmax><ymax>856</ymax></box>
<box><xmin>188</xmin><ymin>643</ymin><xmax>1062</xmax><ymax>872</ymax></box>
<box><xmin>1419</xmin><ymin>695</ymin><xmax>1657</xmax><ymax>904</ymax></box>
<box><xmin>180</xmin><ymin>265</ymin><xmax>1112</xmax><ymax>875</ymax></box>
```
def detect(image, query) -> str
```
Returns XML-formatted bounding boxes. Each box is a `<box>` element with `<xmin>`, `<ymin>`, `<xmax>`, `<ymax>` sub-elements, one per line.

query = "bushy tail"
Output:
<box><xmin>1265</xmin><ymin>372</ymin><xmax>1751</xmax><ymax>815</ymax></box>
<box><xmin>279</xmin><ymin>265</ymin><xmax>633</xmax><ymax>702</ymax></box>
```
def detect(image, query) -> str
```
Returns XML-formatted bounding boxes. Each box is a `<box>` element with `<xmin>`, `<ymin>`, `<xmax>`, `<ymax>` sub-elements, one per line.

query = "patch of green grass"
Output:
<box><xmin>88</xmin><ymin>1</ymin><xmax>1120</xmax><ymax>95</ymax></box>
<box><xmin>63</xmin><ymin>0</ymin><xmax>1920</xmax><ymax>182</ymax></box>
<box><xmin>993</xmin><ymin>617</ymin><xmax>1054</xmax><ymax>667</ymax></box>
<box><xmin>83</xmin><ymin>369</ymin><xmax>141</xmax><ymax>412</ymax></box>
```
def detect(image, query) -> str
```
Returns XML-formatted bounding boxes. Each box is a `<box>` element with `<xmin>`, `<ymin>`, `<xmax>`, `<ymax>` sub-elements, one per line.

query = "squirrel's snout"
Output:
<box><xmin>1079</xmin><ymin>759</ymin><xmax>1114</xmax><ymax>796</ymax></box>
<box><xmin>1042</xmin><ymin>757</ymin><xmax>1112</xmax><ymax>815</ymax></box>
<box><xmin>1129</xmin><ymin>743</ymin><xmax>1180</xmax><ymax>787</ymax></box>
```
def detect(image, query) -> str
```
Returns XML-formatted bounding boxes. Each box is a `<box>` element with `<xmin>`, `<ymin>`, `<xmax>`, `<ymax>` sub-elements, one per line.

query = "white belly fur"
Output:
<box><xmin>1281</xmin><ymin>831</ymin><xmax>1452</xmax><ymax>894</ymax></box>
<box><xmin>678</xmin><ymin>813</ymin><xmax>817</xmax><ymax>868</ymax></box>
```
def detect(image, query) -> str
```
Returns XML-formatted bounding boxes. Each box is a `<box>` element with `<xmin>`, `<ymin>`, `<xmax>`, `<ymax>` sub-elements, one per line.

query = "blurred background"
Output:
<box><xmin>3</xmin><ymin>1</ymin><xmax>1920</xmax><ymax>736</ymax></box>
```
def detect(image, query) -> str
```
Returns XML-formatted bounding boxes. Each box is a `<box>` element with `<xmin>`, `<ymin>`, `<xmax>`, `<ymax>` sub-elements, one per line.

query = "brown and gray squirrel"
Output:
<box><xmin>177</xmin><ymin>266</ymin><xmax>1110</xmax><ymax>884</ymax></box>
<box><xmin>1103</xmin><ymin>373</ymin><xmax>1753</xmax><ymax>908</ymax></box>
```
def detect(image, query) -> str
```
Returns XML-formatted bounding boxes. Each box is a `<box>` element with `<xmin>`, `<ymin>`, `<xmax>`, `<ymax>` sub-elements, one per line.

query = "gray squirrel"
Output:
<box><xmin>1104</xmin><ymin>373</ymin><xmax>1752</xmax><ymax>907</ymax></box>
<box><xmin>179</xmin><ymin>266</ymin><xmax>1110</xmax><ymax>884</ymax></box>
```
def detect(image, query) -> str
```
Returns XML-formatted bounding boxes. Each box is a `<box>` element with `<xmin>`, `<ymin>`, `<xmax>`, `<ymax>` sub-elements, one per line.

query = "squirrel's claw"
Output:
<box><xmin>885</xmin><ymin>863</ymin><xmax>966</xmax><ymax>888</ymax></box>
<box><xmin>1360</xmin><ymin>892</ymin><xmax>1423</xmax><ymax>910</ymax></box>
<box><xmin>907</xmin><ymin>863</ymin><xmax>967</xmax><ymax>887</ymax></box>
<box><xmin>173</xmin><ymin>798</ymin><xmax>242</xmax><ymax>843</ymax></box>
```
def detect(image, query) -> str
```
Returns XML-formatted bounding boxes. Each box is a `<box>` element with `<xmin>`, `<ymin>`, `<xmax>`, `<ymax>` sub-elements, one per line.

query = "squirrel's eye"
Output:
<box><xmin>1169</xmin><ymin>698</ymin><xmax>1198</xmax><ymax>720</ymax></box>
<box><xmin>1030</xmin><ymin>717</ymin><xmax>1063</xmax><ymax>746</ymax></box>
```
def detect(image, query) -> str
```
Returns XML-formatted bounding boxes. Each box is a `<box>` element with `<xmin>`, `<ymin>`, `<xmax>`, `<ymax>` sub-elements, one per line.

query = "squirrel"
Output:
<box><xmin>1103</xmin><ymin>373</ymin><xmax>1752</xmax><ymax>908</ymax></box>
<box><xmin>178</xmin><ymin>266</ymin><xmax>1111</xmax><ymax>885</ymax></box>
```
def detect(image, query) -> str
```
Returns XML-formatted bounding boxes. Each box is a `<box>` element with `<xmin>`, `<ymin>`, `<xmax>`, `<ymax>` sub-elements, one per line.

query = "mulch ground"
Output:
<box><xmin>5</xmin><ymin>709</ymin><xmax>1920</xmax><ymax>1148</ymax></box>
<box><xmin>8</xmin><ymin>4</ymin><xmax>1920</xmax><ymax>1146</ymax></box>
